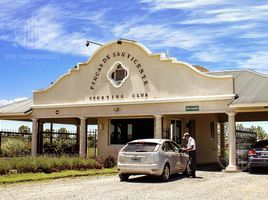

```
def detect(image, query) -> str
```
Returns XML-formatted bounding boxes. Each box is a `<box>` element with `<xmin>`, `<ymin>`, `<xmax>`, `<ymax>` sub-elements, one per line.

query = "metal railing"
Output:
<box><xmin>0</xmin><ymin>129</ymin><xmax>98</xmax><ymax>157</ymax></box>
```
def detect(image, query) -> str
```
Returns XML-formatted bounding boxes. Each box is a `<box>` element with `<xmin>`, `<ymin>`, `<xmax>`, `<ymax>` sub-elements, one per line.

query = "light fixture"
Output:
<box><xmin>86</xmin><ymin>40</ymin><xmax>103</xmax><ymax>47</ymax></box>
<box><xmin>114</xmin><ymin>107</ymin><xmax>120</xmax><ymax>112</ymax></box>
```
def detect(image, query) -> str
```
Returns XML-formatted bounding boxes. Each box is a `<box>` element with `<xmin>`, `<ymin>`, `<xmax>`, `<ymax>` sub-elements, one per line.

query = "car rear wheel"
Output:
<box><xmin>119</xmin><ymin>174</ymin><xmax>129</xmax><ymax>181</ymax></box>
<box><xmin>160</xmin><ymin>164</ymin><xmax>170</xmax><ymax>182</ymax></box>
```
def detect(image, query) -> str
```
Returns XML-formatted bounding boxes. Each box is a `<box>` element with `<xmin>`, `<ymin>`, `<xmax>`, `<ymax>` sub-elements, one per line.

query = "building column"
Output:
<box><xmin>31</xmin><ymin>118</ymin><xmax>38</xmax><ymax>157</ymax></box>
<box><xmin>50</xmin><ymin>123</ymin><xmax>53</xmax><ymax>144</ymax></box>
<box><xmin>76</xmin><ymin>124</ymin><xmax>80</xmax><ymax>155</ymax></box>
<box><xmin>219</xmin><ymin>122</ymin><xmax>225</xmax><ymax>159</ymax></box>
<box><xmin>154</xmin><ymin>115</ymin><xmax>162</xmax><ymax>139</ymax></box>
<box><xmin>224</xmin><ymin>112</ymin><xmax>239</xmax><ymax>172</ymax></box>
<box><xmin>79</xmin><ymin>117</ymin><xmax>87</xmax><ymax>158</ymax></box>
<box><xmin>38</xmin><ymin>122</ymin><xmax>44</xmax><ymax>155</ymax></box>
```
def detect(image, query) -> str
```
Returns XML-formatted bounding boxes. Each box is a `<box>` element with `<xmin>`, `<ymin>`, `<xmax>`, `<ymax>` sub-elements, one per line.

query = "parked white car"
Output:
<box><xmin>117</xmin><ymin>139</ymin><xmax>190</xmax><ymax>181</ymax></box>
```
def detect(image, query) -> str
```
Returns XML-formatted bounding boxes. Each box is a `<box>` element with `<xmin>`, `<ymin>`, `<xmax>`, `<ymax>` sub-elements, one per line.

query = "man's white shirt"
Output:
<box><xmin>187</xmin><ymin>137</ymin><xmax>196</xmax><ymax>151</ymax></box>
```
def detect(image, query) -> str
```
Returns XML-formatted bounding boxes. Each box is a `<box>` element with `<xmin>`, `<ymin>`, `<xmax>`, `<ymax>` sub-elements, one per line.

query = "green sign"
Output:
<box><xmin>185</xmin><ymin>106</ymin><xmax>199</xmax><ymax>112</ymax></box>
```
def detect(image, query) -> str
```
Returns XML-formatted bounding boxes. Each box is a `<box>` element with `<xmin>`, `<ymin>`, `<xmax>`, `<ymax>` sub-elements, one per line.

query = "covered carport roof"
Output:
<box><xmin>208</xmin><ymin>70</ymin><xmax>268</xmax><ymax>108</ymax></box>
<box><xmin>0</xmin><ymin>99</ymin><xmax>97</xmax><ymax>125</ymax></box>
<box><xmin>0</xmin><ymin>99</ymin><xmax>33</xmax><ymax>119</ymax></box>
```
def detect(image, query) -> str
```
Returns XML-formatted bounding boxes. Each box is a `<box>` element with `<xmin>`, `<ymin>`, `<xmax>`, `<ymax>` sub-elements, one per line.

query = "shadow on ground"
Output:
<box><xmin>197</xmin><ymin>163</ymin><xmax>224</xmax><ymax>172</ymax></box>
<box><xmin>248</xmin><ymin>168</ymin><xmax>268</xmax><ymax>175</ymax></box>
<box><xmin>125</xmin><ymin>174</ymin><xmax>203</xmax><ymax>184</ymax></box>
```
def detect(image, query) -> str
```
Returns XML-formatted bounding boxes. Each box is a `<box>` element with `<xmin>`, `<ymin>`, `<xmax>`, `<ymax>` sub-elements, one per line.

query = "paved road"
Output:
<box><xmin>0</xmin><ymin>171</ymin><xmax>268</xmax><ymax>200</ymax></box>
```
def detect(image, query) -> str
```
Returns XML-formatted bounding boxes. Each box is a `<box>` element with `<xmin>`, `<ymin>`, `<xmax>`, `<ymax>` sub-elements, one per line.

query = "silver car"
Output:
<box><xmin>117</xmin><ymin>139</ymin><xmax>190</xmax><ymax>181</ymax></box>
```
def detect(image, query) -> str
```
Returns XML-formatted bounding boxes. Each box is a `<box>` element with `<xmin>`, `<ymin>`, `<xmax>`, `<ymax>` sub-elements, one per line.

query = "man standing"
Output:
<box><xmin>182</xmin><ymin>132</ymin><xmax>197</xmax><ymax>178</ymax></box>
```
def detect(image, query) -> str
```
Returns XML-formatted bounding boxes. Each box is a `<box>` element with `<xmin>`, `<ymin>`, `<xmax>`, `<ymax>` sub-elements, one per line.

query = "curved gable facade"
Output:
<box><xmin>33</xmin><ymin>41</ymin><xmax>234</xmax><ymax>107</ymax></box>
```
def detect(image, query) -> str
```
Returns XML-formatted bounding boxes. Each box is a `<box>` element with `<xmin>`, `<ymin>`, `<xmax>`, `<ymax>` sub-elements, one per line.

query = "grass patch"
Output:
<box><xmin>87</xmin><ymin>147</ymin><xmax>97</xmax><ymax>157</ymax></box>
<box><xmin>0</xmin><ymin>168</ymin><xmax>117</xmax><ymax>185</ymax></box>
<box><xmin>0</xmin><ymin>156</ymin><xmax>102</xmax><ymax>175</ymax></box>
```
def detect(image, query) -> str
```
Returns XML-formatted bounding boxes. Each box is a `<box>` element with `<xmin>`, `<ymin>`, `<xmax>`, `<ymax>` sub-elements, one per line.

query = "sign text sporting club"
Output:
<box><xmin>89</xmin><ymin>52</ymin><xmax>149</xmax><ymax>90</ymax></box>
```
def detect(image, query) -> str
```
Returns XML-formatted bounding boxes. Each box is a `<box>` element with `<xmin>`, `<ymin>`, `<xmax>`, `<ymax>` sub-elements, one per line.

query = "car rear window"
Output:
<box><xmin>253</xmin><ymin>140</ymin><xmax>268</xmax><ymax>148</ymax></box>
<box><xmin>122</xmin><ymin>142</ymin><xmax>158</xmax><ymax>152</ymax></box>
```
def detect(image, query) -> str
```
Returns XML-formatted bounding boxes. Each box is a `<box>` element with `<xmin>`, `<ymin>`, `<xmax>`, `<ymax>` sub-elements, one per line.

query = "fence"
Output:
<box><xmin>236</xmin><ymin>130</ymin><xmax>257</xmax><ymax>167</ymax></box>
<box><xmin>0</xmin><ymin>129</ymin><xmax>98</xmax><ymax>157</ymax></box>
<box><xmin>218</xmin><ymin>128</ymin><xmax>256</xmax><ymax>169</ymax></box>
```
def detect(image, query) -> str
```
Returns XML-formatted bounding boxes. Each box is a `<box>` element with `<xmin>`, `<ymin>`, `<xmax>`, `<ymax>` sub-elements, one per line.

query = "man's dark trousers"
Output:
<box><xmin>189</xmin><ymin>150</ymin><xmax>197</xmax><ymax>177</ymax></box>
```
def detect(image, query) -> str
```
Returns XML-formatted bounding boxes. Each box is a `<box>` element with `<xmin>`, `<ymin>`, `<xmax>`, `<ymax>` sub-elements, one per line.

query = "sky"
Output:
<box><xmin>0</xmin><ymin>0</ymin><xmax>268</xmax><ymax>131</ymax></box>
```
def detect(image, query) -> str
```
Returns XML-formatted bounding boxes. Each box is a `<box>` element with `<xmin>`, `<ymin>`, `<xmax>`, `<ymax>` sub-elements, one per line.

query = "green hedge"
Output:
<box><xmin>0</xmin><ymin>156</ymin><xmax>102</xmax><ymax>175</ymax></box>
<box><xmin>1</xmin><ymin>138</ymin><xmax>31</xmax><ymax>157</ymax></box>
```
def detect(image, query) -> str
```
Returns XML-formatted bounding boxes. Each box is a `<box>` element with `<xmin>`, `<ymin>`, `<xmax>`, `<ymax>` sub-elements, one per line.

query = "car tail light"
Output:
<box><xmin>248</xmin><ymin>149</ymin><xmax>256</xmax><ymax>156</ymax></box>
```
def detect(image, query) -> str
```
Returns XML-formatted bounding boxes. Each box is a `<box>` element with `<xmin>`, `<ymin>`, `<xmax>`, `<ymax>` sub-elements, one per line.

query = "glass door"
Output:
<box><xmin>170</xmin><ymin>120</ymin><xmax>182</xmax><ymax>145</ymax></box>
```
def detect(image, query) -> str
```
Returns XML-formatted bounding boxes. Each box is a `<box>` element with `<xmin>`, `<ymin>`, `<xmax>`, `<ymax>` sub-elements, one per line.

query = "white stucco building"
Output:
<box><xmin>1</xmin><ymin>40</ymin><xmax>268</xmax><ymax>172</ymax></box>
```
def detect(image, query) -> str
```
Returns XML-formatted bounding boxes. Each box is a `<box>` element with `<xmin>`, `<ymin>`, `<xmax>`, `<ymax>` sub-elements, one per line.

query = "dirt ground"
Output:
<box><xmin>0</xmin><ymin>171</ymin><xmax>267</xmax><ymax>200</ymax></box>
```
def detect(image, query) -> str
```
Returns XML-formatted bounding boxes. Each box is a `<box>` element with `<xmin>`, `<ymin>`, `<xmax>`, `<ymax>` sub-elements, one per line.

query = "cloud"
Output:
<box><xmin>181</xmin><ymin>6</ymin><xmax>268</xmax><ymax>24</ymax></box>
<box><xmin>111</xmin><ymin>18</ymin><xmax>268</xmax><ymax>74</ymax></box>
<box><xmin>14</xmin><ymin>5</ymin><xmax>98</xmax><ymax>56</ymax></box>
<box><xmin>140</xmin><ymin>0</ymin><xmax>268</xmax><ymax>24</ymax></box>
<box><xmin>239</xmin><ymin>32</ymin><xmax>268</xmax><ymax>39</ymax></box>
<box><xmin>0</xmin><ymin>0</ymin><xmax>268</xmax><ymax>76</ymax></box>
<box><xmin>140</xmin><ymin>0</ymin><xmax>226</xmax><ymax>10</ymax></box>
<box><xmin>137</xmin><ymin>0</ymin><xmax>268</xmax><ymax>75</ymax></box>
<box><xmin>112</xmin><ymin>23</ymin><xmax>211</xmax><ymax>50</ymax></box>
<box><xmin>239</xmin><ymin>52</ymin><xmax>268</xmax><ymax>74</ymax></box>
<box><xmin>0</xmin><ymin>3</ymin><xmax>103</xmax><ymax>56</ymax></box>
<box><xmin>0</xmin><ymin>97</ymin><xmax>28</xmax><ymax>107</ymax></box>
<box><xmin>0</xmin><ymin>0</ymin><xmax>34</xmax><ymax>30</ymax></box>
<box><xmin>191</xmin><ymin>48</ymin><xmax>227</xmax><ymax>62</ymax></box>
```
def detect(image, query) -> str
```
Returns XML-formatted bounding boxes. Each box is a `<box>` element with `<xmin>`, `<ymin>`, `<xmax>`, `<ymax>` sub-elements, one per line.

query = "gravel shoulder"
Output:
<box><xmin>0</xmin><ymin>171</ymin><xmax>268</xmax><ymax>200</ymax></box>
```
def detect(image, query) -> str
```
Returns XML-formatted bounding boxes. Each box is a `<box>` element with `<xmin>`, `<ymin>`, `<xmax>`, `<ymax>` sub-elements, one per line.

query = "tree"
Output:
<box><xmin>235</xmin><ymin>123</ymin><xmax>268</xmax><ymax>140</ymax></box>
<box><xmin>58</xmin><ymin>127</ymin><xmax>68</xmax><ymax>139</ymax></box>
<box><xmin>58</xmin><ymin>127</ymin><xmax>68</xmax><ymax>133</ymax></box>
<box><xmin>43</xmin><ymin>128</ymin><xmax>52</xmax><ymax>141</ymax></box>
<box><xmin>18</xmin><ymin>125</ymin><xmax>30</xmax><ymax>133</ymax></box>
<box><xmin>249</xmin><ymin>125</ymin><xmax>268</xmax><ymax>140</ymax></box>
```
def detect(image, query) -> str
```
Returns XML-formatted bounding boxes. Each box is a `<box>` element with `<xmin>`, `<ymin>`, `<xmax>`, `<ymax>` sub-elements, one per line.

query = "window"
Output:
<box><xmin>123</xmin><ymin>142</ymin><xmax>158</xmax><ymax>152</ymax></box>
<box><xmin>170</xmin><ymin>120</ymin><xmax>182</xmax><ymax>144</ymax></box>
<box><xmin>169</xmin><ymin>141</ymin><xmax>180</xmax><ymax>153</ymax></box>
<box><xmin>162</xmin><ymin>142</ymin><xmax>175</xmax><ymax>152</ymax></box>
<box><xmin>110</xmin><ymin>118</ymin><xmax>154</xmax><ymax>144</ymax></box>
<box><xmin>210</xmin><ymin>122</ymin><xmax>215</xmax><ymax>140</ymax></box>
<box><xmin>162</xmin><ymin>142</ymin><xmax>171</xmax><ymax>152</ymax></box>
